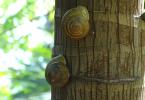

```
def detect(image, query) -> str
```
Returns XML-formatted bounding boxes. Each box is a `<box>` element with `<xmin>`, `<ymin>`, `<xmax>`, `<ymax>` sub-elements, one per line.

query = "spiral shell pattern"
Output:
<box><xmin>45</xmin><ymin>55</ymin><xmax>70</xmax><ymax>87</ymax></box>
<box><xmin>62</xmin><ymin>6</ymin><xmax>89</xmax><ymax>39</ymax></box>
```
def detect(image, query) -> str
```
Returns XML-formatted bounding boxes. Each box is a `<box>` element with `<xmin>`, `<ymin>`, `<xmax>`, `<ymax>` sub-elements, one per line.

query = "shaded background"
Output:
<box><xmin>0</xmin><ymin>0</ymin><xmax>54</xmax><ymax>99</ymax></box>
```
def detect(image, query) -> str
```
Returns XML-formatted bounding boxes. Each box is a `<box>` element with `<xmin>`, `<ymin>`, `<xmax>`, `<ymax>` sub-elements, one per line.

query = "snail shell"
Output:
<box><xmin>45</xmin><ymin>55</ymin><xmax>70</xmax><ymax>87</ymax></box>
<box><xmin>61</xmin><ymin>6</ymin><xmax>90</xmax><ymax>39</ymax></box>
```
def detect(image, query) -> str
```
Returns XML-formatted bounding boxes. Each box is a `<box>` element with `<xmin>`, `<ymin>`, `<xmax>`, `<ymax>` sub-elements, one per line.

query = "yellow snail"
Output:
<box><xmin>61</xmin><ymin>6</ymin><xmax>90</xmax><ymax>39</ymax></box>
<box><xmin>45</xmin><ymin>55</ymin><xmax>70</xmax><ymax>87</ymax></box>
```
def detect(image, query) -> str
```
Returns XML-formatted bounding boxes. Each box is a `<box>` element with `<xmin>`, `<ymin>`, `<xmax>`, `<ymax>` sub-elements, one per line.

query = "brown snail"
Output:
<box><xmin>61</xmin><ymin>6</ymin><xmax>90</xmax><ymax>39</ymax></box>
<box><xmin>45</xmin><ymin>55</ymin><xmax>70</xmax><ymax>87</ymax></box>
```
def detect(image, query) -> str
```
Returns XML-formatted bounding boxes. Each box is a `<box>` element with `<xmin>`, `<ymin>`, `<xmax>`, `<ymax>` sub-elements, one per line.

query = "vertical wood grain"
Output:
<box><xmin>52</xmin><ymin>0</ymin><xmax>145</xmax><ymax>100</ymax></box>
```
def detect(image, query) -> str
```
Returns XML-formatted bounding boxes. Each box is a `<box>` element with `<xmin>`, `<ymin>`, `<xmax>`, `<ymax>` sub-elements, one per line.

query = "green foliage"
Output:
<box><xmin>0</xmin><ymin>0</ymin><xmax>54</xmax><ymax>99</ymax></box>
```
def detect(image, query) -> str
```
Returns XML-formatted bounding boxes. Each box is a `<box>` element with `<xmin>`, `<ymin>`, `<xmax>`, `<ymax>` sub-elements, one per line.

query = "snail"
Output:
<box><xmin>141</xmin><ymin>12</ymin><xmax>145</xmax><ymax>22</ymax></box>
<box><xmin>61</xmin><ymin>6</ymin><xmax>90</xmax><ymax>40</ymax></box>
<box><xmin>45</xmin><ymin>55</ymin><xmax>70</xmax><ymax>87</ymax></box>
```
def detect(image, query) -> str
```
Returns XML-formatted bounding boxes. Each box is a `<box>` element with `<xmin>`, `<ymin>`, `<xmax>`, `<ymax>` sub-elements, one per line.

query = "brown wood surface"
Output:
<box><xmin>51</xmin><ymin>0</ymin><xmax>145</xmax><ymax>100</ymax></box>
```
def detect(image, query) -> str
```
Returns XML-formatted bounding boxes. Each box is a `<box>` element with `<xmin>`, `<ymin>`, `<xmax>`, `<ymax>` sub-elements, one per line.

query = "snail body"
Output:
<box><xmin>45</xmin><ymin>55</ymin><xmax>69</xmax><ymax>87</ymax></box>
<box><xmin>61</xmin><ymin>6</ymin><xmax>90</xmax><ymax>39</ymax></box>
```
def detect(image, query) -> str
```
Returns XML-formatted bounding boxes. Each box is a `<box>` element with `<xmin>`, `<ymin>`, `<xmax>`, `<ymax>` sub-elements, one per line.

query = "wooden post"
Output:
<box><xmin>47</xmin><ymin>0</ymin><xmax>145</xmax><ymax>100</ymax></box>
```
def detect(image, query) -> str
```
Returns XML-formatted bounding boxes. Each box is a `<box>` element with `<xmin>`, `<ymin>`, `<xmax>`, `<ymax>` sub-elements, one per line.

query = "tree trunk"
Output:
<box><xmin>52</xmin><ymin>0</ymin><xmax>145</xmax><ymax>100</ymax></box>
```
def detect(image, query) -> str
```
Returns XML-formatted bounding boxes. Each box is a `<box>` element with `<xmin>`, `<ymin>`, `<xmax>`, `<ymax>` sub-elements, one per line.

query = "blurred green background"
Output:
<box><xmin>0</xmin><ymin>0</ymin><xmax>54</xmax><ymax>99</ymax></box>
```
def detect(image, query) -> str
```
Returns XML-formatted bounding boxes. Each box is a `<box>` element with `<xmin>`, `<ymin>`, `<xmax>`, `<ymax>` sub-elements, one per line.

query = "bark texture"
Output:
<box><xmin>52</xmin><ymin>0</ymin><xmax>145</xmax><ymax>100</ymax></box>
